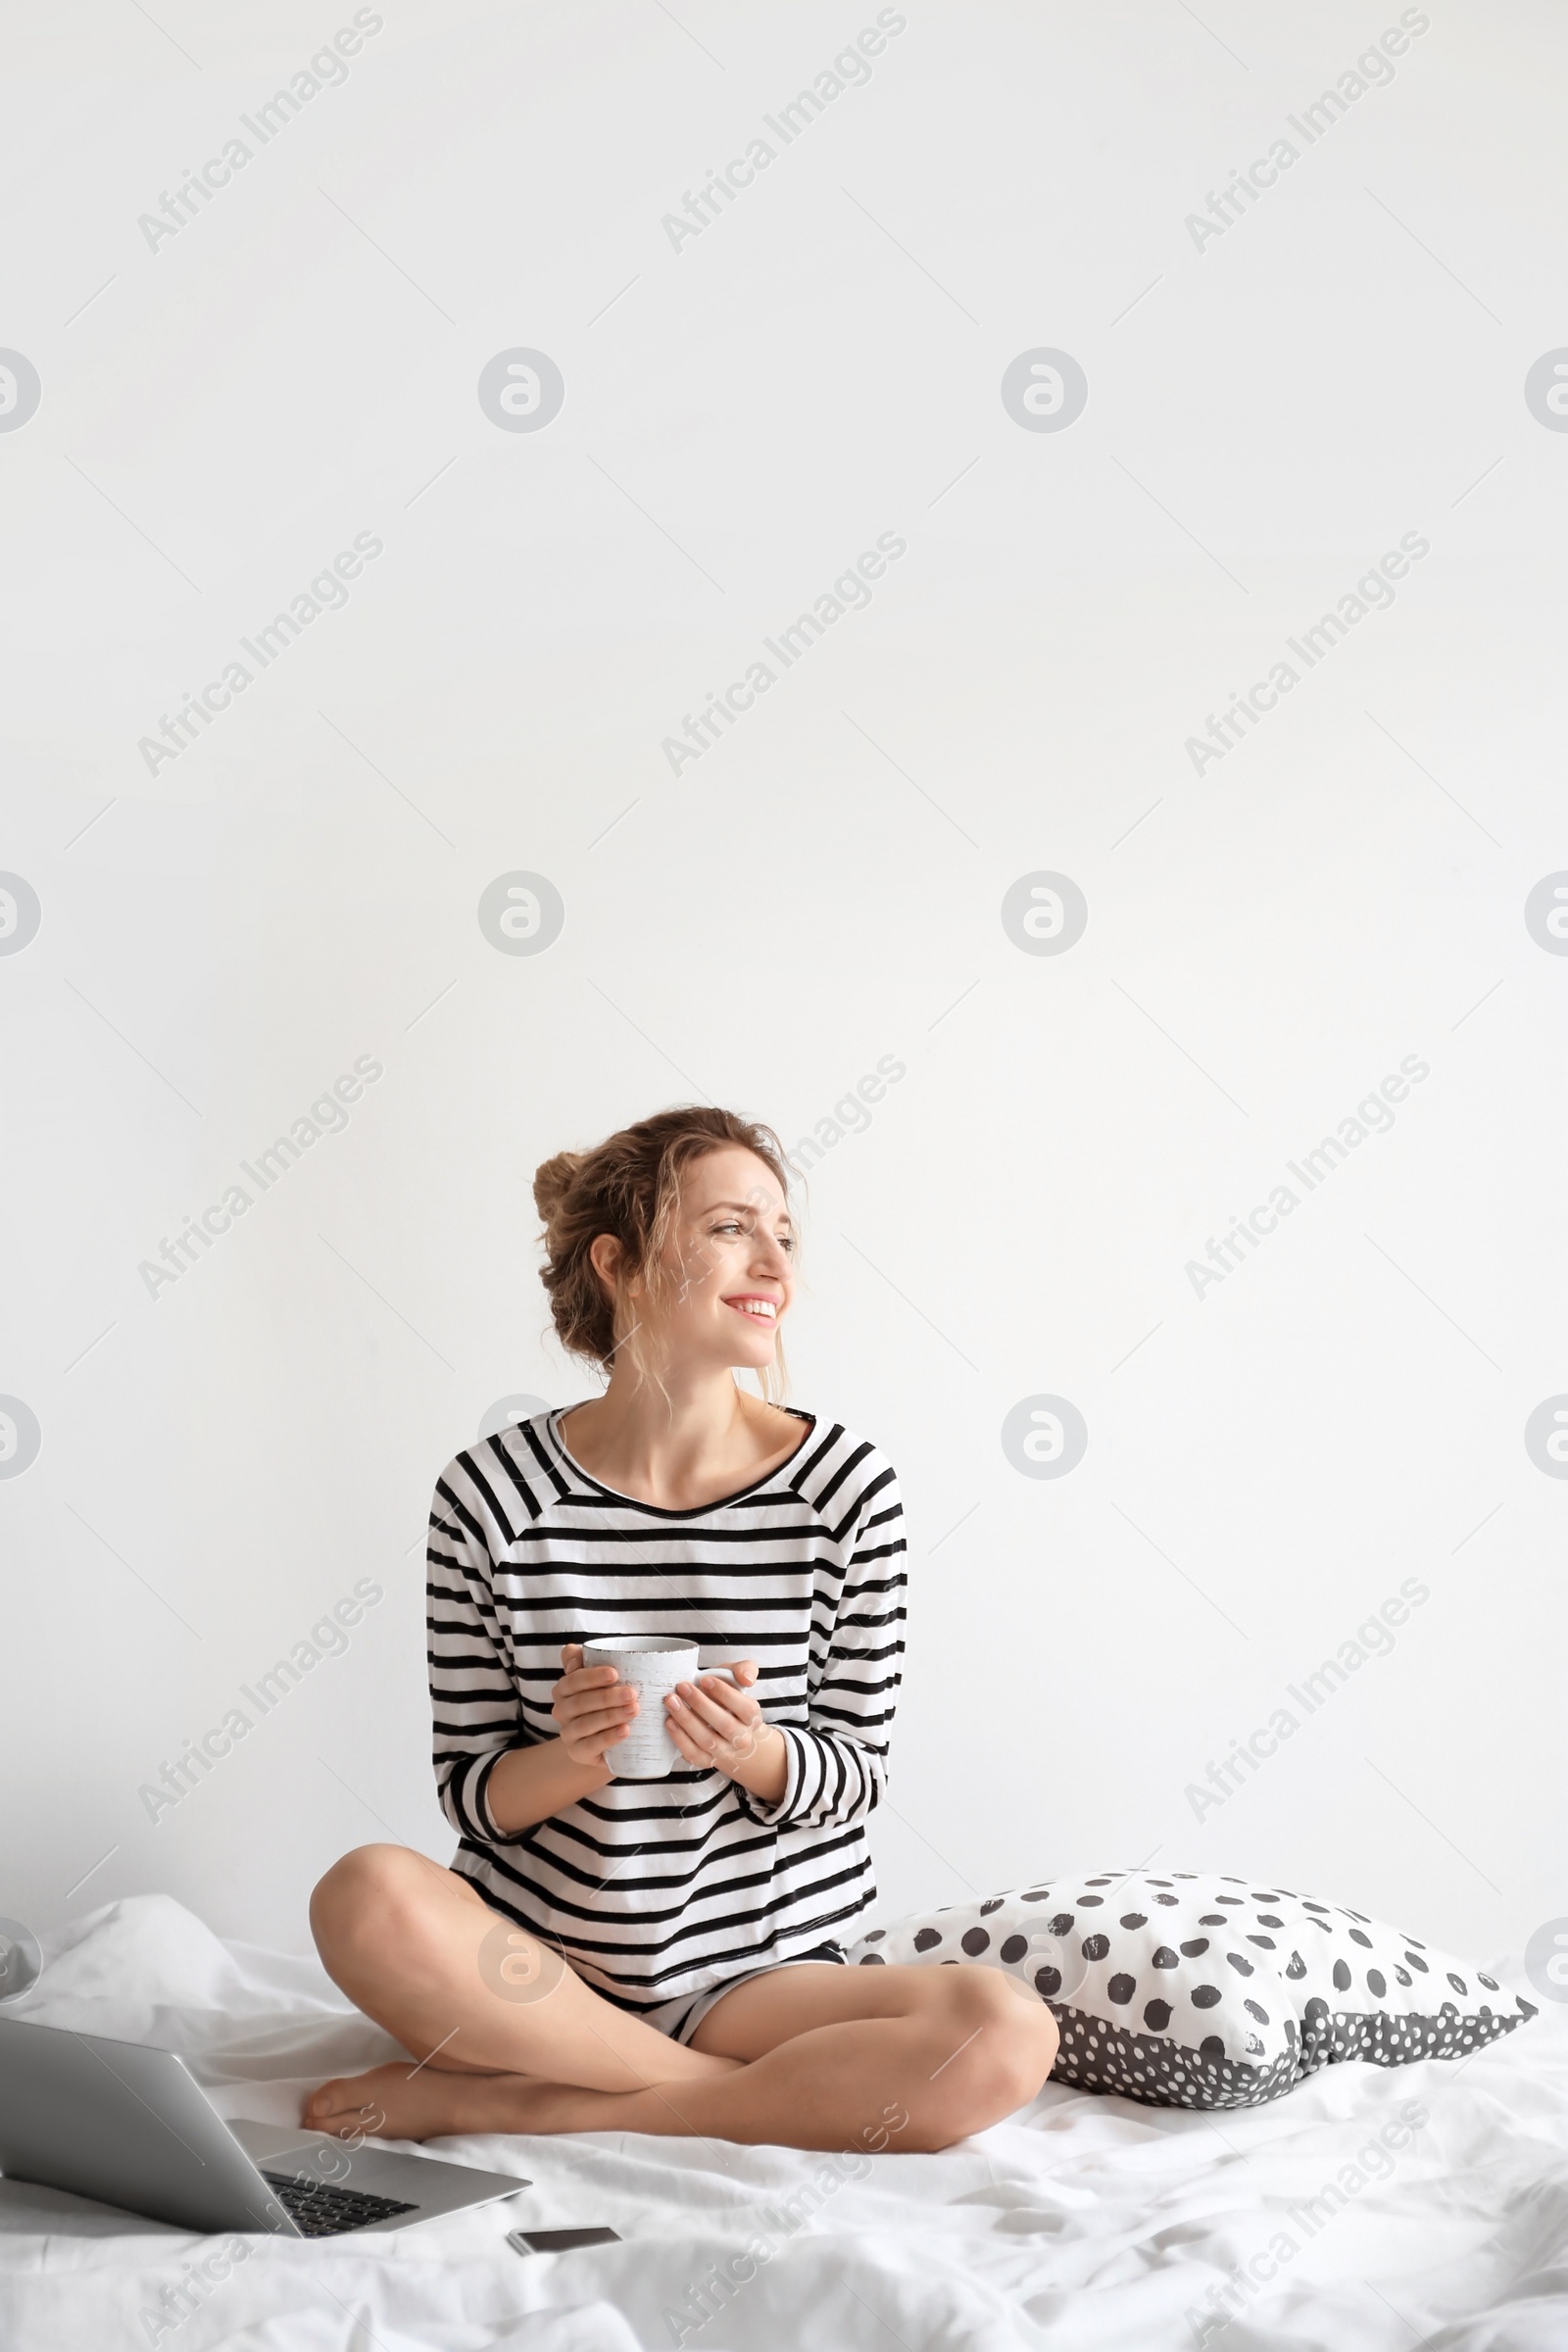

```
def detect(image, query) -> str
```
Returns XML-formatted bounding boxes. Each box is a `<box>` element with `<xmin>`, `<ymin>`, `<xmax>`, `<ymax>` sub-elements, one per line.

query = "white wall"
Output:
<box><xmin>2</xmin><ymin>0</ymin><xmax>1563</xmax><ymax>1971</ymax></box>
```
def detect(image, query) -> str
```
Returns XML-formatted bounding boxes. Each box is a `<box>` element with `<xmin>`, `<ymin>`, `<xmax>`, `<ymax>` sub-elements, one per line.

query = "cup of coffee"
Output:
<box><xmin>582</xmin><ymin>1639</ymin><xmax>736</xmax><ymax>1780</ymax></box>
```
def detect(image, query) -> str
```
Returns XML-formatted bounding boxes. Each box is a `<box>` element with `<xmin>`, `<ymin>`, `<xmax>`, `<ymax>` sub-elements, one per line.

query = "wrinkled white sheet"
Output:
<box><xmin>1</xmin><ymin>1895</ymin><xmax>1564</xmax><ymax>2352</ymax></box>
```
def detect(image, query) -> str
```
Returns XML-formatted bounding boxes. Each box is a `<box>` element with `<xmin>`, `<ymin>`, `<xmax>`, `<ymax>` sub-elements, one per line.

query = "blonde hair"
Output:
<box><xmin>533</xmin><ymin>1105</ymin><xmax>795</xmax><ymax>1404</ymax></box>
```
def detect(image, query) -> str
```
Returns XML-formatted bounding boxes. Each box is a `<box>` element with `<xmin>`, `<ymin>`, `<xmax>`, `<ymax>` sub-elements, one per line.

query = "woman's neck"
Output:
<box><xmin>559</xmin><ymin>1368</ymin><xmax>801</xmax><ymax>1510</ymax></box>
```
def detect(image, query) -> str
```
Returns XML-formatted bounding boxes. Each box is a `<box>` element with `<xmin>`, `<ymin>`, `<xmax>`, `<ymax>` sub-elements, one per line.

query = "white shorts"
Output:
<box><xmin>632</xmin><ymin>1941</ymin><xmax>848</xmax><ymax>2043</ymax></box>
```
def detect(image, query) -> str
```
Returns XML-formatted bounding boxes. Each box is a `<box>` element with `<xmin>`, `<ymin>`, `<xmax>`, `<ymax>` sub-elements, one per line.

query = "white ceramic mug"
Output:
<box><xmin>581</xmin><ymin>1639</ymin><xmax>736</xmax><ymax>1780</ymax></box>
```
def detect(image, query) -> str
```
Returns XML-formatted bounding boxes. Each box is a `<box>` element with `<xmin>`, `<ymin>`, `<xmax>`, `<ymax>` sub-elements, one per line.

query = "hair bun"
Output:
<box><xmin>532</xmin><ymin>1150</ymin><xmax>583</xmax><ymax>1227</ymax></box>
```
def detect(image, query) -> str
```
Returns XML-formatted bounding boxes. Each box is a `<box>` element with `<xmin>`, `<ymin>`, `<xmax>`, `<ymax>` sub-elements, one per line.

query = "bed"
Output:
<box><xmin>2</xmin><ymin>1893</ymin><xmax>1564</xmax><ymax>2351</ymax></box>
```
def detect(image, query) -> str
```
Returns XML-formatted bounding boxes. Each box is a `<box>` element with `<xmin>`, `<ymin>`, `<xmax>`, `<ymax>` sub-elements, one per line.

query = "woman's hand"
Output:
<box><xmin>665</xmin><ymin>1660</ymin><xmax>781</xmax><ymax>1786</ymax></box>
<box><xmin>550</xmin><ymin>1643</ymin><xmax>637</xmax><ymax>1768</ymax></box>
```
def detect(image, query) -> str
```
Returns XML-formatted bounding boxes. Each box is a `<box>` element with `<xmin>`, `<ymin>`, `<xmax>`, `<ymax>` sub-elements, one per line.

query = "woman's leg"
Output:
<box><xmin>505</xmin><ymin>1959</ymin><xmax>1060</xmax><ymax>2152</ymax></box>
<box><xmin>306</xmin><ymin>1853</ymin><xmax>1057</xmax><ymax>2156</ymax></box>
<box><xmin>303</xmin><ymin>1844</ymin><xmax>739</xmax><ymax>2134</ymax></box>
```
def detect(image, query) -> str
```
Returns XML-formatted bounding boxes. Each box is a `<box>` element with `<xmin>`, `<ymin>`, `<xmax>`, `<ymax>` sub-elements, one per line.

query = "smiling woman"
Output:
<box><xmin>303</xmin><ymin>1103</ymin><xmax>1059</xmax><ymax>2154</ymax></box>
<box><xmin>530</xmin><ymin>1107</ymin><xmax>799</xmax><ymax>1416</ymax></box>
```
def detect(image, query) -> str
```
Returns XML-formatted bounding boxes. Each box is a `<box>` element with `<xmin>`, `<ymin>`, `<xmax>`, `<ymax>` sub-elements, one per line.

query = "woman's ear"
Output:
<box><xmin>588</xmin><ymin>1232</ymin><xmax>620</xmax><ymax>1298</ymax></box>
<box><xmin>589</xmin><ymin>1232</ymin><xmax>644</xmax><ymax>1301</ymax></box>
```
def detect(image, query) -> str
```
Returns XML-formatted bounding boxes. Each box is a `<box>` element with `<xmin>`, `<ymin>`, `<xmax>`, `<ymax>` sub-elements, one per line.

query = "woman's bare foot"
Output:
<box><xmin>304</xmin><ymin>2059</ymin><xmax>564</xmax><ymax>2141</ymax></box>
<box><xmin>302</xmin><ymin>2051</ymin><xmax>744</xmax><ymax>2143</ymax></box>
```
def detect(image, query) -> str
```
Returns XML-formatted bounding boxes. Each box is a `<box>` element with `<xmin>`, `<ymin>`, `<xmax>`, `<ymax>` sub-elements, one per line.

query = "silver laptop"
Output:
<box><xmin>0</xmin><ymin>2016</ymin><xmax>529</xmax><ymax>2237</ymax></box>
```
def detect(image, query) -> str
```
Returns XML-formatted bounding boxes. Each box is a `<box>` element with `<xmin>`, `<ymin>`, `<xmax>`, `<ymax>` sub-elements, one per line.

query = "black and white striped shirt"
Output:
<box><xmin>426</xmin><ymin>1407</ymin><xmax>906</xmax><ymax>2014</ymax></box>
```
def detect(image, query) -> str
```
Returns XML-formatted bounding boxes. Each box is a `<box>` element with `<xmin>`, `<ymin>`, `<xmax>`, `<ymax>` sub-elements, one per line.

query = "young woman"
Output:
<box><xmin>305</xmin><ymin>1106</ymin><xmax>1057</xmax><ymax>2153</ymax></box>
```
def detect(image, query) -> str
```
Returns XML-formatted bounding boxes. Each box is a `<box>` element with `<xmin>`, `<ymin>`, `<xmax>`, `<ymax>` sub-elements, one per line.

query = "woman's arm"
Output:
<box><xmin>484</xmin><ymin>1732</ymin><xmax>612</xmax><ymax>1834</ymax></box>
<box><xmin>485</xmin><ymin>1644</ymin><xmax>656</xmax><ymax>1832</ymax></box>
<box><xmin>427</xmin><ymin>1472</ymin><xmax>612</xmax><ymax>1845</ymax></box>
<box><xmin>429</xmin><ymin>1473</ymin><xmax>646</xmax><ymax>1839</ymax></box>
<box><xmin>666</xmin><ymin>1664</ymin><xmax>791</xmax><ymax>1806</ymax></box>
<box><xmin>666</xmin><ymin>1451</ymin><xmax>907</xmax><ymax>1831</ymax></box>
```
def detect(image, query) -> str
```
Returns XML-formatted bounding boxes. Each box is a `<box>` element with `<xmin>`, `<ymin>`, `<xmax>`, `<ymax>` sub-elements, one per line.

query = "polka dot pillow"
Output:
<box><xmin>845</xmin><ymin>1867</ymin><xmax>1537</xmax><ymax>2109</ymax></box>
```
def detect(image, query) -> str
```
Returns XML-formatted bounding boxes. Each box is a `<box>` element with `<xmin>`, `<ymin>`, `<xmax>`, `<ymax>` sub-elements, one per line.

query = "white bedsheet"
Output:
<box><xmin>2</xmin><ymin>1895</ymin><xmax>1564</xmax><ymax>2352</ymax></box>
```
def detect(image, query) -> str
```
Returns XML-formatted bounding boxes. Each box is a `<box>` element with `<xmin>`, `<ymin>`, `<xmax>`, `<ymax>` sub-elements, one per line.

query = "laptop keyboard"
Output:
<box><xmin>261</xmin><ymin>2169</ymin><xmax>419</xmax><ymax>2235</ymax></box>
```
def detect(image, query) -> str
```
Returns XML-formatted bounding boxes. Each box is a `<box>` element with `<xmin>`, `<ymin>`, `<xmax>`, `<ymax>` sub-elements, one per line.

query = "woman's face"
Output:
<box><xmin>637</xmin><ymin>1146</ymin><xmax>795</xmax><ymax>1378</ymax></box>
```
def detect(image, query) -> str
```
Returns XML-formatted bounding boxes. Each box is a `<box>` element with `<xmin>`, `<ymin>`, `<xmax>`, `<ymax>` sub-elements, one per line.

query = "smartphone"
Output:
<box><xmin>508</xmin><ymin>2225</ymin><xmax>622</xmax><ymax>2255</ymax></box>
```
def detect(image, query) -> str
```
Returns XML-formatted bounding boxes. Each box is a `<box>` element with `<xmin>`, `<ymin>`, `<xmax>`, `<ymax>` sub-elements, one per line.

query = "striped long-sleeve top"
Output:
<box><xmin>426</xmin><ymin>1406</ymin><xmax>906</xmax><ymax>2014</ymax></box>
